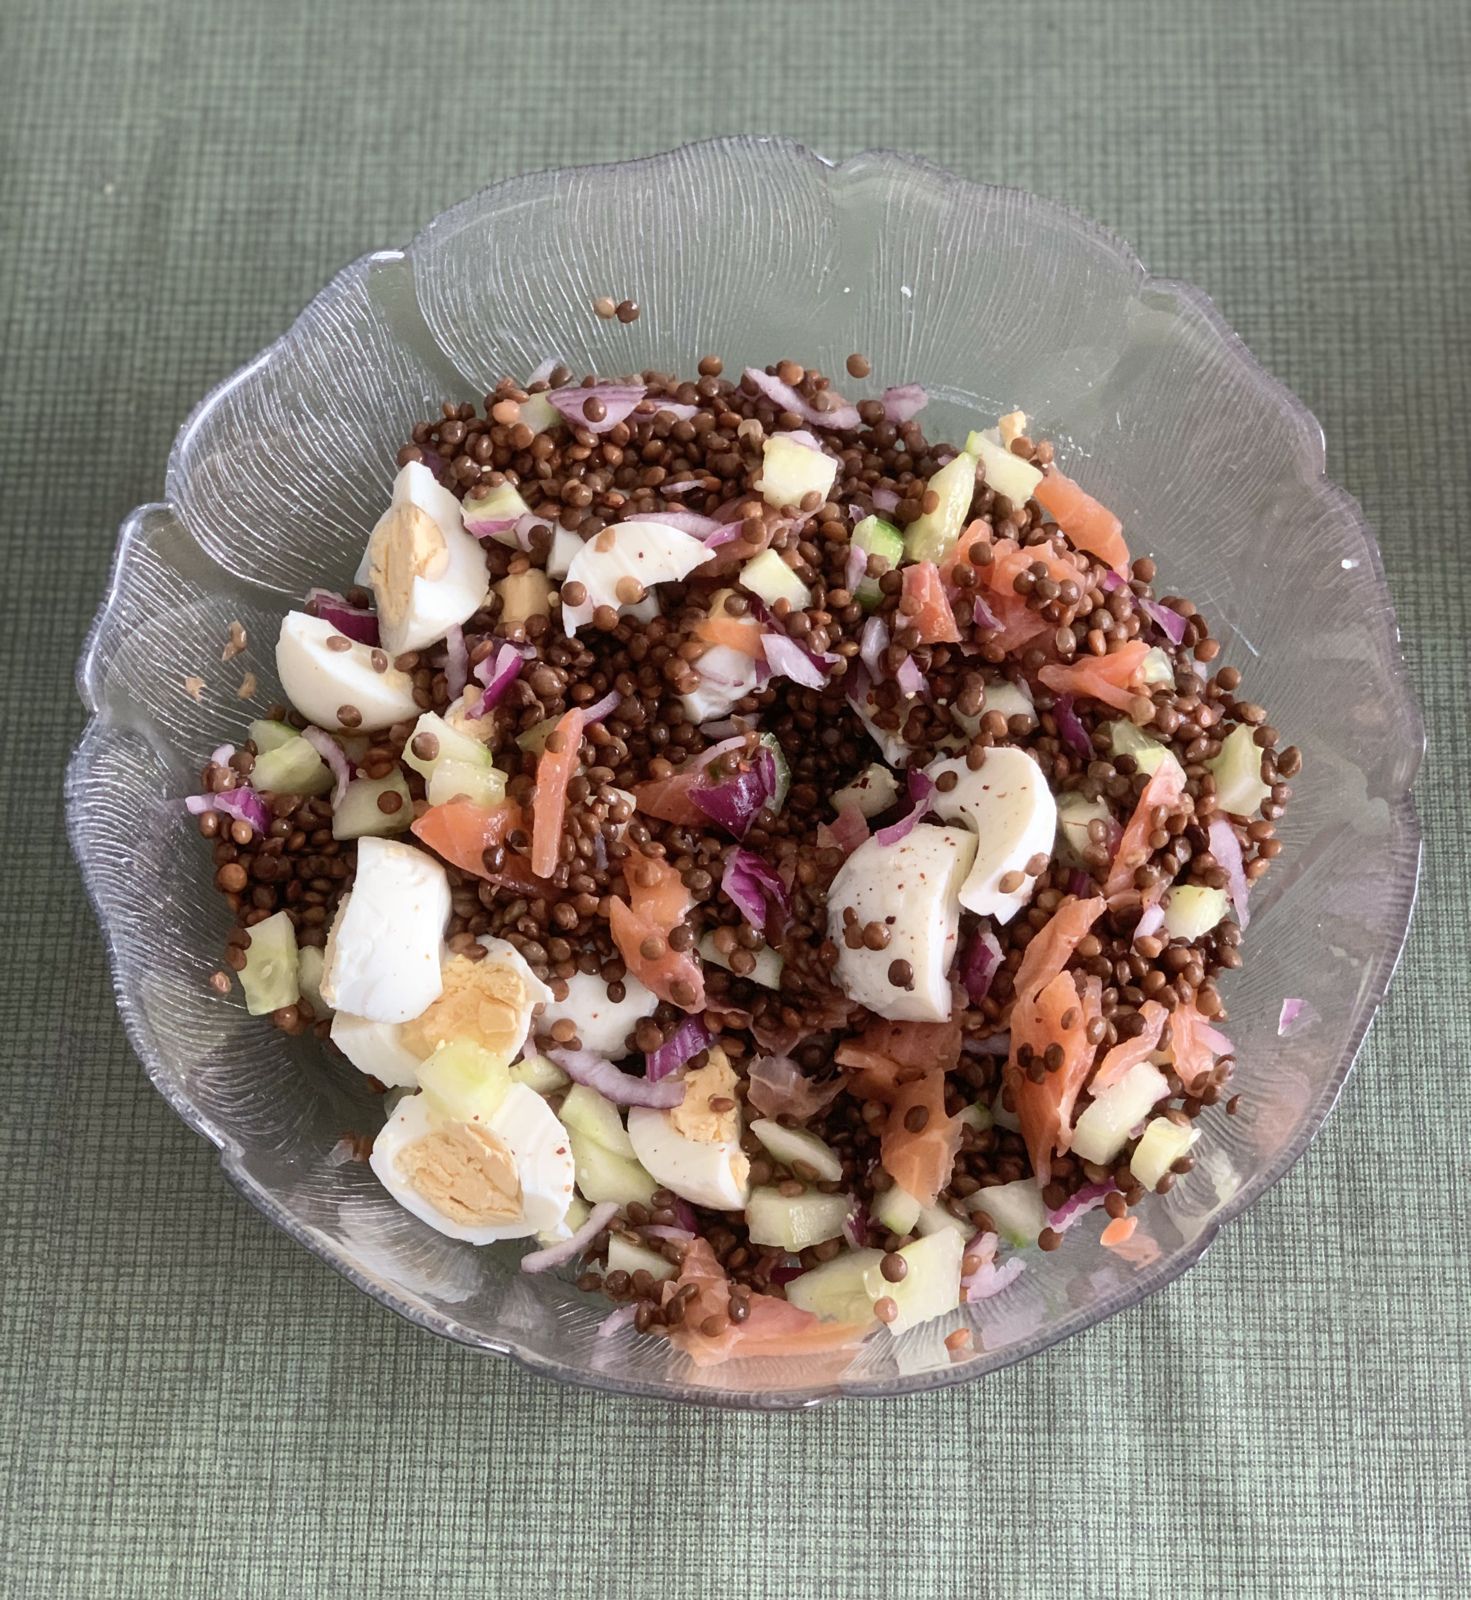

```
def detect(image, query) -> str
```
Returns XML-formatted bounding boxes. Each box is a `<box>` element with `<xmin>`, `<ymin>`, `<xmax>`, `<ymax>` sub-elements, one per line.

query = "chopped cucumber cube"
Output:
<box><xmin>331</xmin><ymin>767</ymin><xmax>413</xmax><ymax>840</ymax></box>
<box><xmin>834</xmin><ymin>762</ymin><xmax>900</xmax><ymax>819</ymax></box>
<box><xmin>758</xmin><ymin>732</ymin><xmax>791</xmax><ymax>810</ymax></box>
<box><xmin>749</xmin><ymin>1119</ymin><xmax>844</xmax><ymax>1182</ymax></box>
<box><xmin>952</xmin><ymin>678</ymin><xmax>1036</xmax><ymax>738</ymax></box>
<box><xmin>697</xmin><ymin>934</ymin><xmax>783</xmax><ymax>990</ymax></box>
<box><xmin>238</xmin><ymin>910</ymin><xmax>300</xmax><ymax>1016</ymax></box>
<box><xmin>1056</xmin><ymin>792</ymin><xmax>1115</xmax><ymax>864</ymax></box>
<box><xmin>916</xmin><ymin>1203</ymin><xmax>970</xmax><ymax>1238</ymax></box>
<box><xmin>745</xmin><ymin>1186</ymin><xmax>851</xmax><ymax>1252</ymax></box>
<box><xmin>248</xmin><ymin>718</ymin><xmax>299</xmax><ymax>755</ymax></box>
<box><xmin>966</xmin><ymin>430</ymin><xmax>1044</xmax><ymax>508</ymax></box>
<box><xmin>418</xmin><ymin>1040</ymin><xmax>512</xmax><ymax>1126</ymax></box>
<box><xmin>871</xmin><ymin>1184</ymin><xmax>922</xmax><ymax>1238</ymax></box>
<box><xmin>537</xmin><ymin>1194</ymin><xmax>590</xmax><ymax>1248</ymax></box>
<box><xmin>606</xmin><ymin>1233</ymin><xmax>677</xmax><ymax>1284</ymax></box>
<box><xmin>517</xmin><ymin>391</ymin><xmax>562</xmax><ymax>435</ymax></box>
<box><xmin>863</xmin><ymin>1226</ymin><xmax>964</xmax><ymax>1335</ymax></box>
<box><xmin>902</xmin><ymin>450</ymin><xmax>978</xmax><ymax>565</ymax></box>
<box><xmin>785</xmin><ymin>1249</ymin><xmax>883</xmax><ymax>1323</ymax></box>
<box><xmin>1162</xmin><ymin>885</ymin><xmax>1229</xmax><ymax>942</ymax></box>
<box><xmin>1070</xmin><ymin>1060</ymin><xmax>1170</xmax><ymax>1165</ymax></box>
<box><xmin>850</xmin><ymin>516</ymin><xmax>905</xmax><ymax>609</ymax></box>
<box><xmin>560</xmin><ymin>1084</ymin><xmax>636</xmax><ymax>1158</ymax></box>
<box><xmin>958</xmin><ymin>1101</ymin><xmax>992</xmax><ymax>1132</ymax></box>
<box><xmin>509</xmin><ymin>1053</ymin><xmax>570</xmax><ymax>1095</ymax></box>
<box><xmin>296</xmin><ymin>945</ymin><xmax>330</xmax><ymax>1018</ymax></box>
<box><xmin>757</xmin><ymin>434</ymin><xmax>837</xmax><ymax>511</ymax></box>
<box><xmin>967</xmin><ymin>1178</ymin><xmax>1046</xmax><ymax>1247</ymax></box>
<box><xmin>1107</xmin><ymin>719</ymin><xmax>1171</xmax><ymax>775</ymax></box>
<box><xmin>1139</xmin><ymin>646</ymin><xmax>1175</xmax><ymax>686</ymax></box>
<box><xmin>462</xmin><ymin>481</ymin><xmax>531</xmax><ymax>545</ymax></box>
<box><xmin>516</xmin><ymin>717</ymin><xmax>557</xmax><ymax>755</ymax></box>
<box><xmin>403</xmin><ymin>712</ymin><xmax>507</xmax><ymax>809</ymax></box>
<box><xmin>570</xmin><ymin>1127</ymin><xmax>656</xmax><ymax>1206</ymax></box>
<box><xmin>1207</xmin><ymin>723</ymin><xmax>1273</xmax><ymax>817</ymax></box>
<box><xmin>1130</xmin><ymin>1116</ymin><xmax>1201</xmax><ymax>1191</ymax></box>
<box><xmin>250</xmin><ymin>735</ymin><xmax>333</xmax><ymax>796</ymax></box>
<box><xmin>739</xmin><ymin>548</ymin><xmax>812</xmax><ymax>611</ymax></box>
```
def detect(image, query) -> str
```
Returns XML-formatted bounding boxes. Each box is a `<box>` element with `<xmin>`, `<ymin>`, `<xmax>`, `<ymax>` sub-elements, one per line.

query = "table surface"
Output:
<box><xmin>4</xmin><ymin>0</ymin><xmax>1467</xmax><ymax>1595</ymax></box>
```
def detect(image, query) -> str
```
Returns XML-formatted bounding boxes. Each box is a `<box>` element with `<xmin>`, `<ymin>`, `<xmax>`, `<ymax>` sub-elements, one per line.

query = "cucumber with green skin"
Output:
<box><xmin>331</xmin><ymin>768</ymin><xmax>413</xmax><ymax>840</ymax></box>
<box><xmin>862</xmin><ymin>1226</ymin><xmax>963</xmax><ymax>1335</ymax></box>
<box><xmin>697</xmin><ymin>933</ymin><xmax>783</xmax><ymax>990</ymax></box>
<box><xmin>850</xmin><ymin>516</ymin><xmax>904</xmax><ymax>609</ymax></box>
<box><xmin>248</xmin><ymin>718</ymin><xmax>299</xmax><ymax>754</ymax></box>
<box><xmin>871</xmin><ymin>1183</ymin><xmax>922</xmax><ymax>1237</ymax></box>
<box><xmin>250</xmin><ymin>736</ymin><xmax>333</xmax><ymax>796</ymax></box>
<box><xmin>1106</xmin><ymin>719</ymin><xmax>1171</xmax><ymax>775</ymax></box>
<box><xmin>749</xmin><ymin>1118</ymin><xmax>844</xmax><ymax>1182</ymax></box>
<box><xmin>902</xmin><ymin>451</ymin><xmax>978</xmax><ymax>566</ymax></box>
<box><xmin>966</xmin><ymin>1177</ymin><xmax>1046</xmax><ymax>1246</ymax></box>
<box><xmin>785</xmin><ymin>1249</ymin><xmax>883</xmax><ymax>1323</ymax></box>
<box><xmin>569</xmin><ymin>1126</ymin><xmax>656</xmax><ymax>1206</ymax></box>
<box><xmin>745</xmin><ymin>1187</ymin><xmax>851</xmax><ymax>1251</ymax></box>
<box><xmin>606</xmin><ymin>1233</ymin><xmax>676</xmax><ymax>1284</ymax></box>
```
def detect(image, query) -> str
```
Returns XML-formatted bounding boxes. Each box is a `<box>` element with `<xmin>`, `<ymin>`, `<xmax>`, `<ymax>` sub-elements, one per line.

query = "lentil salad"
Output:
<box><xmin>187</xmin><ymin>356</ymin><xmax>1295</xmax><ymax>1362</ymax></box>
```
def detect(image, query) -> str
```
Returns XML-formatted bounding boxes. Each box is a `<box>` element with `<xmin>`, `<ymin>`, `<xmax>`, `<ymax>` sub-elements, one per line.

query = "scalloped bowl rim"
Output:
<box><xmin>68</xmin><ymin>137</ymin><xmax>1425</xmax><ymax>1410</ymax></box>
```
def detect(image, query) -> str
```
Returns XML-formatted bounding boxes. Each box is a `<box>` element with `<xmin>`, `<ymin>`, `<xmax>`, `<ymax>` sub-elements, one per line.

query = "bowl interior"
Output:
<box><xmin>70</xmin><ymin>139</ymin><xmax>1422</xmax><ymax>1408</ymax></box>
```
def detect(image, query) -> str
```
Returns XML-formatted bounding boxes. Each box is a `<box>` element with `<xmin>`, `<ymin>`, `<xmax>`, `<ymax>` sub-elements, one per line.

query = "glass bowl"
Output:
<box><xmin>67</xmin><ymin>137</ymin><xmax>1424</xmax><ymax>1409</ymax></box>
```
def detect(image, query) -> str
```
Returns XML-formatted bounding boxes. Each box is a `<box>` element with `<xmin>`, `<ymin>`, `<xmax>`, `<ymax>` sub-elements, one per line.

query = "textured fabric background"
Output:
<box><xmin>2</xmin><ymin>0</ymin><xmax>1466</xmax><ymax>1595</ymax></box>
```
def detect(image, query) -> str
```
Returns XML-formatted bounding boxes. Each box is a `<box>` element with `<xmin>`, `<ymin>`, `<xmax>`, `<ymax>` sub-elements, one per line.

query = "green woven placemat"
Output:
<box><xmin>3</xmin><ymin>1</ymin><xmax>1467</xmax><ymax>1595</ymax></box>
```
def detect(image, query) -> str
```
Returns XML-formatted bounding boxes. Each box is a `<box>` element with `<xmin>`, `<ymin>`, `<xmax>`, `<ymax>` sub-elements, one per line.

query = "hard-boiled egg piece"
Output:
<box><xmin>827</xmin><ymin>824</ymin><xmax>977</xmax><ymax>1021</ymax></box>
<box><xmin>625</xmin><ymin>1051</ymin><xmax>751</xmax><ymax>1211</ymax></box>
<box><xmin>537</xmin><ymin>969</ymin><xmax>659</xmax><ymax>1057</ymax></box>
<box><xmin>833</xmin><ymin>762</ymin><xmax>900</xmax><ymax>819</ymax></box>
<box><xmin>679</xmin><ymin>643</ymin><xmax>758</xmax><ymax>724</ymax></box>
<box><xmin>275</xmin><ymin>610</ymin><xmax>419</xmax><ymax>733</ymax></box>
<box><xmin>364</xmin><ymin>461</ymin><xmax>490</xmax><ymax>656</ymax></box>
<box><xmin>319</xmin><ymin>837</ymin><xmax>450</xmax><ymax>1023</ymax></box>
<box><xmin>399</xmin><ymin>936</ymin><xmax>552</xmax><ymax>1068</ymax></box>
<box><xmin>370</xmin><ymin>1082</ymin><xmax>574</xmax><ymax>1244</ymax></box>
<box><xmin>330</xmin><ymin>1010</ymin><xmax>425</xmax><ymax>1088</ymax></box>
<box><xmin>924</xmin><ymin>745</ymin><xmax>1056</xmax><ymax>925</ymax></box>
<box><xmin>560</xmin><ymin>520</ymin><xmax>713</xmax><ymax>633</ymax></box>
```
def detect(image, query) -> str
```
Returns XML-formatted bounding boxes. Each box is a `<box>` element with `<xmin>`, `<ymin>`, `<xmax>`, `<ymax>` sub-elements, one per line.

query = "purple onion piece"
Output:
<box><xmin>874</xmin><ymin>768</ymin><xmax>936</xmax><ymax>846</ymax></box>
<box><xmin>305</xmin><ymin>588</ymin><xmax>380</xmax><ymax>646</ymax></box>
<box><xmin>519</xmin><ymin>1202</ymin><xmax>619</xmax><ymax>1274</ymax></box>
<box><xmin>545</xmin><ymin>1048</ymin><xmax>685</xmax><ymax>1108</ymax></box>
<box><xmin>1054</xmin><ymin>694</ymin><xmax>1092</xmax><ymax>759</ymax></box>
<box><xmin>301</xmin><ymin>727</ymin><xmax>351</xmax><ymax>806</ymax></box>
<box><xmin>960</xmin><ymin>924</ymin><xmax>1003</xmax><ymax>1005</ymax></box>
<box><xmin>645</xmin><ymin>1016</ymin><xmax>713</xmax><ymax>1082</ymax></box>
<box><xmin>548</xmin><ymin>384</ymin><xmax>646</xmax><ymax>434</ymax></box>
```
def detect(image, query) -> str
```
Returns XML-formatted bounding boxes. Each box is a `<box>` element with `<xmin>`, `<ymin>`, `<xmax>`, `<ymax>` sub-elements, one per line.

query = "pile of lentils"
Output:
<box><xmin>196</xmin><ymin>353</ymin><xmax>1295</xmax><ymax>1325</ymax></box>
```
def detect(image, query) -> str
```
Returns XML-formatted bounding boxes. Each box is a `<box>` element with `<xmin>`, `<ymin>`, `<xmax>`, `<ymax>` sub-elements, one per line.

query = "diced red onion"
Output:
<box><xmin>843</xmin><ymin>1201</ymin><xmax>870</xmax><ymax>1250</ymax></box>
<box><xmin>746</xmin><ymin>1055</ymin><xmax>843</xmax><ymax>1120</ymax></box>
<box><xmin>418</xmin><ymin>450</ymin><xmax>445</xmax><ymax>482</ymax></box>
<box><xmin>1207</xmin><ymin>817</ymin><xmax>1251</xmax><ymax>929</ymax></box>
<box><xmin>444</xmin><ymin>624</ymin><xmax>469</xmax><ymax>700</ymax></box>
<box><xmin>960</xmin><ymin>924</ymin><xmax>1003</xmax><ymax>1005</ymax></box>
<box><xmin>872</xmin><ymin>486</ymin><xmax>900</xmax><ymax>514</ymax></box>
<box><xmin>973</xmin><ymin>595</ymin><xmax>1003</xmax><ymax>632</ymax></box>
<box><xmin>769</xmin><ymin>1263</ymin><xmax>807</xmax><ymax>1286</ymax></box>
<box><xmin>761</xmin><ymin>630</ymin><xmax>834</xmax><ymax>690</ymax></box>
<box><xmin>1134</xmin><ymin>901</ymin><xmax>1166</xmax><ymax>942</ymax></box>
<box><xmin>1054</xmin><ymin>694</ymin><xmax>1092</xmax><ymax>759</ymax></box>
<box><xmin>302</xmin><ymin>726</ymin><xmax>351</xmax><ymax>806</ymax></box>
<box><xmin>511</xmin><ymin>512</ymin><xmax>555</xmax><ymax>552</ymax></box>
<box><xmin>659</xmin><ymin>477</ymin><xmax>704</xmax><ymax>494</ymax></box>
<box><xmin>895</xmin><ymin>655</ymin><xmax>926</xmax><ymax>698</ymax></box>
<box><xmin>526</xmin><ymin>357</ymin><xmax>558</xmax><ymax>386</ymax></box>
<box><xmin>641</xmin><ymin>1225</ymin><xmax>695</xmax><ymax>1243</ymax></box>
<box><xmin>545</xmin><ymin>1048</ymin><xmax>686</xmax><ymax>1108</ymax></box>
<box><xmin>548</xmin><ymin>384</ymin><xmax>646</xmax><ymax>434</ymax></box>
<box><xmin>519</xmin><ymin>1202</ymin><xmax>618</xmax><ymax>1274</ymax></box>
<box><xmin>646</xmin><ymin>1016</ymin><xmax>712</xmax><ymax>1081</ymax></box>
<box><xmin>1278</xmin><ymin>997</ymin><xmax>1320</xmax><ymax>1038</ymax></box>
<box><xmin>845</xmin><ymin>544</ymin><xmax>866</xmax><ymax>593</ymax></box>
<box><xmin>582</xmin><ymin>689</ymin><xmax>621</xmax><ymax>725</ymax></box>
<box><xmin>702</xmin><ymin>520</ymin><xmax>745</xmax><ymax>550</ymax></box>
<box><xmin>881</xmin><ymin>384</ymin><xmax>928</xmax><ymax>423</ymax></box>
<box><xmin>1100</xmin><ymin>570</ymin><xmax>1125</xmax><ymax>593</ymax></box>
<box><xmin>742</xmin><ymin>368</ymin><xmax>862</xmax><ymax>431</ymax></box>
<box><xmin>690</xmin><ymin>746</ymin><xmax>778</xmax><ymax>840</ymax></box>
<box><xmin>1047</xmin><ymin>1181</ymin><xmax>1115</xmax><ymax>1232</ymax></box>
<box><xmin>962</xmin><ymin>1236</ymin><xmax>1026</xmax><ymax>1302</ymax></box>
<box><xmin>210</xmin><ymin>743</ymin><xmax>236</xmax><ymax>766</ymax></box>
<box><xmin>826</xmin><ymin>803</ymin><xmax>869</xmax><ymax>856</ymax></box>
<box><xmin>185</xmin><ymin>786</ymin><xmax>271</xmax><ymax>835</ymax></box>
<box><xmin>305</xmin><ymin>588</ymin><xmax>380</xmax><ymax>646</ymax></box>
<box><xmin>634</xmin><ymin>509</ymin><xmax>722</xmax><ymax>539</ymax></box>
<box><xmin>962</xmin><ymin>1032</ymin><xmax>1011</xmax><ymax>1057</ymax></box>
<box><xmin>469</xmin><ymin>642</ymin><xmax>528</xmax><ymax>719</ymax></box>
<box><xmin>858</xmin><ymin>615</ymin><xmax>889</xmax><ymax>679</ymax></box>
<box><xmin>669</xmin><ymin>1198</ymin><xmax>697</xmax><ymax>1231</ymax></box>
<box><xmin>1140</xmin><ymin>597</ymin><xmax>1188</xmax><ymax>645</ymax></box>
<box><xmin>1067</xmin><ymin>868</ymin><xmax>1094</xmax><ymax>898</ymax></box>
<box><xmin>1195</xmin><ymin>1019</ymin><xmax>1235</xmax><ymax>1057</ymax></box>
<box><xmin>720</xmin><ymin>847</ymin><xmax>790</xmax><ymax>933</ymax></box>
<box><xmin>462</xmin><ymin>511</ymin><xmax>519</xmax><ymax>541</ymax></box>
<box><xmin>874</xmin><ymin>768</ymin><xmax>935</xmax><ymax>846</ymax></box>
<box><xmin>654</xmin><ymin>403</ymin><xmax>700</xmax><ymax>421</ymax></box>
<box><xmin>596</xmin><ymin>1304</ymin><xmax>639</xmax><ymax>1339</ymax></box>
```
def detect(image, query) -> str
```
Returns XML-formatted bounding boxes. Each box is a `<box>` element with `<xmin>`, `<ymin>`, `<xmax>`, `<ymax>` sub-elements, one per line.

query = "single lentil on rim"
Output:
<box><xmin>186</xmin><ymin>356</ymin><xmax>1293</xmax><ymax>1363</ymax></box>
